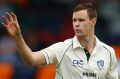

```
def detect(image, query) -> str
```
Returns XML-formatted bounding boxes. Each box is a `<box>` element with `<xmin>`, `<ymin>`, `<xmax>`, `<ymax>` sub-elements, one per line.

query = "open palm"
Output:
<box><xmin>2</xmin><ymin>12</ymin><xmax>21</xmax><ymax>38</ymax></box>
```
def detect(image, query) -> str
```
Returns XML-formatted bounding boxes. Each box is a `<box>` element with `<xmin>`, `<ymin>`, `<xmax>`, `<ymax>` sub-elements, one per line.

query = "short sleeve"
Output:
<box><xmin>41</xmin><ymin>42</ymin><xmax>63</xmax><ymax>65</ymax></box>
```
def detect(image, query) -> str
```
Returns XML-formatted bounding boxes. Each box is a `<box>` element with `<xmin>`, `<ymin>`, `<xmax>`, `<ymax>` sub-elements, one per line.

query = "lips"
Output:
<box><xmin>75</xmin><ymin>29</ymin><xmax>81</xmax><ymax>32</ymax></box>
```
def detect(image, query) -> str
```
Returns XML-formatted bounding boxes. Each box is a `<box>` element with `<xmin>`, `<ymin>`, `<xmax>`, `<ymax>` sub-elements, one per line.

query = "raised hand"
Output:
<box><xmin>2</xmin><ymin>12</ymin><xmax>21</xmax><ymax>38</ymax></box>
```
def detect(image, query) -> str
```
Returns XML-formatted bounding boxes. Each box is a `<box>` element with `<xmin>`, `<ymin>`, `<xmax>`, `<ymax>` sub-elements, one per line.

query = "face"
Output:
<box><xmin>72</xmin><ymin>10</ymin><xmax>96</xmax><ymax>37</ymax></box>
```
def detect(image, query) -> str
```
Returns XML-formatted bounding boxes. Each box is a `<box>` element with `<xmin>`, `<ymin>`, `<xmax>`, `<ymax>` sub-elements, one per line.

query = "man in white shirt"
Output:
<box><xmin>2</xmin><ymin>3</ymin><xmax>118</xmax><ymax>79</ymax></box>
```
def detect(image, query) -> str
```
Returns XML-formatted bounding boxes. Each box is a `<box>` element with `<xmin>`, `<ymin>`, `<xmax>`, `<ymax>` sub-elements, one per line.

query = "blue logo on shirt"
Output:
<box><xmin>73</xmin><ymin>59</ymin><xmax>83</xmax><ymax>67</ymax></box>
<box><xmin>97</xmin><ymin>60</ymin><xmax>104</xmax><ymax>70</ymax></box>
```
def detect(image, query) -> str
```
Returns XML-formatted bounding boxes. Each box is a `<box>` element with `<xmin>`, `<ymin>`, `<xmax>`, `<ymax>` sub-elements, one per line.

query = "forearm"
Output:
<box><xmin>15</xmin><ymin>33</ymin><xmax>35</xmax><ymax>65</ymax></box>
<box><xmin>2</xmin><ymin>12</ymin><xmax>46</xmax><ymax>66</ymax></box>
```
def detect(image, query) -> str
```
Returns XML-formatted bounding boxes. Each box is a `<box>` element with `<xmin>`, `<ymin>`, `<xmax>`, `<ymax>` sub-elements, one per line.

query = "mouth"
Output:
<box><xmin>75</xmin><ymin>29</ymin><xmax>81</xmax><ymax>33</ymax></box>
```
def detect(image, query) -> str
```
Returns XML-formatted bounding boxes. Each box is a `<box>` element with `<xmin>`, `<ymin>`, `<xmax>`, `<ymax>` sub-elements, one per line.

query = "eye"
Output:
<box><xmin>78</xmin><ymin>19</ymin><xmax>85</xmax><ymax>22</ymax></box>
<box><xmin>72</xmin><ymin>19</ymin><xmax>77</xmax><ymax>22</ymax></box>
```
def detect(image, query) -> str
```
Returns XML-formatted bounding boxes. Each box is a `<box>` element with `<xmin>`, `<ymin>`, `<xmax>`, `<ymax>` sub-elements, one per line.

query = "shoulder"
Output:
<box><xmin>63</xmin><ymin>38</ymin><xmax>73</xmax><ymax>46</ymax></box>
<box><xmin>100</xmin><ymin>42</ymin><xmax>115</xmax><ymax>54</ymax></box>
<box><xmin>48</xmin><ymin>38</ymin><xmax>73</xmax><ymax>50</ymax></box>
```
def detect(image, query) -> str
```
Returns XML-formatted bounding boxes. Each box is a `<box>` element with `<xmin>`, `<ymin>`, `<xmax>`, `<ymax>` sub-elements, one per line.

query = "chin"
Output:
<box><xmin>75</xmin><ymin>33</ymin><xmax>83</xmax><ymax>36</ymax></box>
<box><xmin>75</xmin><ymin>33</ymin><xmax>85</xmax><ymax>37</ymax></box>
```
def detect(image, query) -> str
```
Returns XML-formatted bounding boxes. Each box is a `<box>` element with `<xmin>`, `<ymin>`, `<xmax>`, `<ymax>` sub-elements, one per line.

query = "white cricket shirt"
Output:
<box><xmin>41</xmin><ymin>36</ymin><xmax>118</xmax><ymax>79</ymax></box>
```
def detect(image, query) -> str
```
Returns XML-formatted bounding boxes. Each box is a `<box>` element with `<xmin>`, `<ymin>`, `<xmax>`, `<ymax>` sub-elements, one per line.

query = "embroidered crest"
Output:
<box><xmin>97</xmin><ymin>60</ymin><xmax>104</xmax><ymax>70</ymax></box>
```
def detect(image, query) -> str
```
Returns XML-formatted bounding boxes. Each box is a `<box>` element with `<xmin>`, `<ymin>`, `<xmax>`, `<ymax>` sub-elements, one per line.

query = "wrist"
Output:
<box><xmin>14</xmin><ymin>32</ymin><xmax>23</xmax><ymax>41</ymax></box>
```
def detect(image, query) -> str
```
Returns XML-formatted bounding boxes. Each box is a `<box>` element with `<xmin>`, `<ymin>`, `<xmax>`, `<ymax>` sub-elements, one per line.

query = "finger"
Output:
<box><xmin>10</xmin><ymin>12</ymin><xmax>17</xmax><ymax>21</ymax></box>
<box><xmin>2</xmin><ymin>22</ymin><xmax>8</xmax><ymax>28</ymax></box>
<box><xmin>5</xmin><ymin>12</ymin><xmax>13</xmax><ymax>21</ymax></box>
<box><xmin>2</xmin><ymin>16</ymin><xmax>9</xmax><ymax>24</ymax></box>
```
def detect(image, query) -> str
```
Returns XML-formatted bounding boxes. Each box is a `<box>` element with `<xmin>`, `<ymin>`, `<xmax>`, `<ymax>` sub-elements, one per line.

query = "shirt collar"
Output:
<box><xmin>72</xmin><ymin>36</ymin><xmax>102</xmax><ymax>49</ymax></box>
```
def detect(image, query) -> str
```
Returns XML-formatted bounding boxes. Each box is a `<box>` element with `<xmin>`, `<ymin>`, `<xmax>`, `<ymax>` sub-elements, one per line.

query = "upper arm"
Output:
<box><xmin>32</xmin><ymin>51</ymin><xmax>47</xmax><ymax>66</ymax></box>
<box><xmin>106</xmin><ymin>49</ymin><xmax>118</xmax><ymax>79</ymax></box>
<box><xmin>32</xmin><ymin>42</ymin><xmax>63</xmax><ymax>66</ymax></box>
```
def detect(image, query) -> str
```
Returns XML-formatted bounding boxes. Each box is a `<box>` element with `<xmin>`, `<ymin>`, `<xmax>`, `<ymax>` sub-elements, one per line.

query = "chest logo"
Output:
<box><xmin>97</xmin><ymin>60</ymin><xmax>104</xmax><ymax>70</ymax></box>
<box><xmin>73</xmin><ymin>59</ymin><xmax>84</xmax><ymax>67</ymax></box>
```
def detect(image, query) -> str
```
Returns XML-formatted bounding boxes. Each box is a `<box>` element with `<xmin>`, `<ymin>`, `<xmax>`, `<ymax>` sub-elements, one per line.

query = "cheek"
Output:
<box><xmin>84</xmin><ymin>22</ymin><xmax>92</xmax><ymax>31</ymax></box>
<box><xmin>72</xmin><ymin>22</ymin><xmax>75</xmax><ymax>27</ymax></box>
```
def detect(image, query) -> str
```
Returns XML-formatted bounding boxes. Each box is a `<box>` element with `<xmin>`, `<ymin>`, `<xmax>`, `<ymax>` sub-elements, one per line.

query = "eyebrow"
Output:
<box><xmin>72</xmin><ymin>18</ymin><xmax>86</xmax><ymax>21</ymax></box>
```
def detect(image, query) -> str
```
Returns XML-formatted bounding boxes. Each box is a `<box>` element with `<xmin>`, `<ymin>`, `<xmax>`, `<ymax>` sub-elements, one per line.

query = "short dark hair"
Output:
<box><xmin>73</xmin><ymin>3</ymin><xmax>97</xmax><ymax>19</ymax></box>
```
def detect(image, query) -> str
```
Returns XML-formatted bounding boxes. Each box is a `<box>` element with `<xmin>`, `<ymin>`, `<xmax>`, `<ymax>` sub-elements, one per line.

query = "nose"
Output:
<box><xmin>75</xmin><ymin>20</ymin><xmax>80</xmax><ymax>27</ymax></box>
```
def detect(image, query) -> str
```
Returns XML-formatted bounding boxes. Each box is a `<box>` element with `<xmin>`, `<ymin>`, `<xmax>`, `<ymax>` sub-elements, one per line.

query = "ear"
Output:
<box><xmin>91</xmin><ymin>18</ymin><xmax>97</xmax><ymax>26</ymax></box>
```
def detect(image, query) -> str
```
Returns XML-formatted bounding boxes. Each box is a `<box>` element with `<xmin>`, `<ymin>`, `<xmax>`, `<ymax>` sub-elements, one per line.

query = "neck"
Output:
<box><xmin>77</xmin><ymin>34</ymin><xmax>96</xmax><ymax>54</ymax></box>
